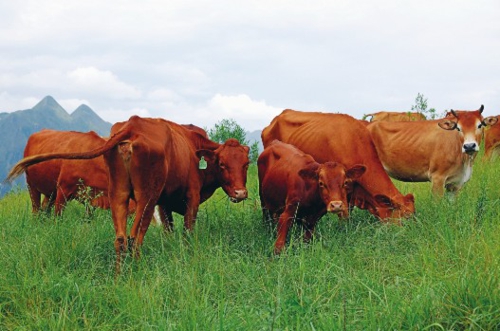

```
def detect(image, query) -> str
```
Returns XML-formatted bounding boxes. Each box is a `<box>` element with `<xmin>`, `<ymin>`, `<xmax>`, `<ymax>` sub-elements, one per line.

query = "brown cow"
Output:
<box><xmin>7</xmin><ymin>116</ymin><xmax>250</xmax><ymax>271</ymax></box>
<box><xmin>258</xmin><ymin>140</ymin><xmax>366</xmax><ymax>254</ymax></box>
<box><xmin>23</xmin><ymin>129</ymin><xmax>112</xmax><ymax>215</ymax></box>
<box><xmin>262</xmin><ymin>109</ymin><xmax>415</xmax><ymax>222</ymax></box>
<box><xmin>483</xmin><ymin>117</ymin><xmax>500</xmax><ymax>160</ymax></box>
<box><xmin>367</xmin><ymin>105</ymin><xmax>497</xmax><ymax>195</ymax></box>
<box><xmin>363</xmin><ymin>111</ymin><xmax>427</xmax><ymax>122</ymax></box>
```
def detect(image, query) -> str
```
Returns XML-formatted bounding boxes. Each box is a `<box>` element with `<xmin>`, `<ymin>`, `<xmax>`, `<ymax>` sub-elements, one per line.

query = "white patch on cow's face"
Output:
<box><xmin>460</xmin><ymin>119</ymin><xmax>482</xmax><ymax>154</ymax></box>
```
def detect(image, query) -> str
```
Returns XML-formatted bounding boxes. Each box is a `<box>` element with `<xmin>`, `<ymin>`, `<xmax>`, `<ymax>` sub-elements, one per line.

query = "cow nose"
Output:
<box><xmin>232</xmin><ymin>189</ymin><xmax>248</xmax><ymax>202</ymax></box>
<box><xmin>463</xmin><ymin>143</ymin><xmax>477</xmax><ymax>153</ymax></box>
<box><xmin>328</xmin><ymin>201</ymin><xmax>343</xmax><ymax>212</ymax></box>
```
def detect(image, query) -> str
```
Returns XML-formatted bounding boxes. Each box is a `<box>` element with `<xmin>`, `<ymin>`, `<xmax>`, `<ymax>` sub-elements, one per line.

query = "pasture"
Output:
<box><xmin>0</xmin><ymin>160</ymin><xmax>499</xmax><ymax>330</ymax></box>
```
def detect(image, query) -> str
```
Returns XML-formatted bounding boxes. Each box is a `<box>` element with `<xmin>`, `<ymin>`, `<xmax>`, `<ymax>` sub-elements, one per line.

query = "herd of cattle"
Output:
<box><xmin>5</xmin><ymin>105</ymin><xmax>500</xmax><ymax>269</ymax></box>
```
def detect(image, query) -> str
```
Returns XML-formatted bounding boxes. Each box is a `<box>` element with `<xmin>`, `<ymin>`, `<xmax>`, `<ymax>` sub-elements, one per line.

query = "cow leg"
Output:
<box><xmin>302</xmin><ymin>212</ymin><xmax>323</xmax><ymax>243</ymax></box>
<box><xmin>27</xmin><ymin>185</ymin><xmax>42</xmax><ymax>214</ymax></box>
<box><xmin>42</xmin><ymin>194</ymin><xmax>56</xmax><ymax>212</ymax></box>
<box><xmin>156</xmin><ymin>206</ymin><xmax>174</xmax><ymax>232</ymax></box>
<box><xmin>54</xmin><ymin>185</ymin><xmax>73</xmax><ymax>216</ymax></box>
<box><xmin>274</xmin><ymin>203</ymin><xmax>299</xmax><ymax>255</ymax></box>
<box><xmin>183</xmin><ymin>190</ymin><xmax>201</xmax><ymax>231</ymax></box>
<box><xmin>110</xmin><ymin>192</ymin><xmax>131</xmax><ymax>271</ymax></box>
<box><xmin>131</xmin><ymin>199</ymin><xmax>157</xmax><ymax>257</ymax></box>
<box><xmin>431</xmin><ymin>176</ymin><xmax>446</xmax><ymax>196</ymax></box>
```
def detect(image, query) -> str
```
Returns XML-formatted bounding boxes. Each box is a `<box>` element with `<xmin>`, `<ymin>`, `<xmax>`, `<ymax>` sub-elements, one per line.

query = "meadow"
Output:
<box><xmin>0</xmin><ymin>159</ymin><xmax>499</xmax><ymax>330</ymax></box>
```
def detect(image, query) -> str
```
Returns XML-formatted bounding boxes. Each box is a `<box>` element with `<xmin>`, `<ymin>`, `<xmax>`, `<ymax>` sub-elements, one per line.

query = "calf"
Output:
<box><xmin>258</xmin><ymin>140</ymin><xmax>365</xmax><ymax>254</ymax></box>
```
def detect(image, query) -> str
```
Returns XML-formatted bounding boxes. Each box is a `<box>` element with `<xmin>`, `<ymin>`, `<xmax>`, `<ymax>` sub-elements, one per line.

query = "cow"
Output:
<box><xmin>483</xmin><ymin>117</ymin><xmax>500</xmax><ymax>160</ymax></box>
<box><xmin>367</xmin><ymin>105</ymin><xmax>497</xmax><ymax>195</ymax></box>
<box><xmin>261</xmin><ymin>109</ymin><xmax>415</xmax><ymax>222</ymax></box>
<box><xmin>258</xmin><ymin>140</ymin><xmax>366</xmax><ymax>254</ymax></box>
<box><xmin>363</xmin><ymin>111</ymin><xmax>426</xmax><ymax>122</ymax></box>
<box><xmin>22</xmin><ymin>129</ymin><xmax>113</xmax><ymax>215</ymax></box>
<box><xmin>7</xmin><ymin>116</ymin><xmax>250</xmax><ymax>271</ymax></box>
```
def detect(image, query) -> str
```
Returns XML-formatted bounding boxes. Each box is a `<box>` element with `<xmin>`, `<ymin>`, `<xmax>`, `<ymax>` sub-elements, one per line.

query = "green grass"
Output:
<box><xmin>1</xmin><ymin>163</ymin><xmax>500</xmax><ymax>330</ymax></box>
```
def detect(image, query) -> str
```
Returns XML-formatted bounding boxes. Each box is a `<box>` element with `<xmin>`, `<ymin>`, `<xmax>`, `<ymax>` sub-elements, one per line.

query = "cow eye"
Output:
<box><xmin>319</xmin><ymin>181</ymin><xmax>324</xmax><ymax>187</ymax></box>
<box><xmin>219</xmin><ymin>163</ymin><xmax>226</xmax><ymax>169</ymax></box>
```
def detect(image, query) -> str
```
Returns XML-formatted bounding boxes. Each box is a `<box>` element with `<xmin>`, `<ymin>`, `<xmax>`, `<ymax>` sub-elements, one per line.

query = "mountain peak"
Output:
<box><xmin>32</xmin><ymin>96</ymin><xmax>68</xmax><ymax>118</ymax></box>
<box><xmin>72</xmin><ymin>104</ymin><xmax>94</xmax><ymax>115</ymax></box>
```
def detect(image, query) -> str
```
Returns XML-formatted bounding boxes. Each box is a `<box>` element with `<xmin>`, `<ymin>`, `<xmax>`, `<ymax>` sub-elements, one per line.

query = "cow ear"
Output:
<box><xmin>298</xmin><ymin>163</ymin><xmax>320</xmax><ymax>180</ymax></box>
<box><xmin>345</xmin><ymin>164</ymin><xmax>366</xmax><ymax>180</ymax></box>
<box><xmin>483</xmin><ymin>116</ymin><xmax>498</xmax><ymax>127</ymax></box>
<box><xmin>374</xmin><ymin>194</ymin><xmax>393</xmax><ymax>207</ymax></box>
<box><xmin>243</xmin><ymin>145</ymin><xmax>250</xmax><ymax>154</ymax></box>
<box><xmin>196</xmin><ymin>149</ymin><xmax>216</xmax><ymax>163</ymax></box>
<box><xmin>405</xmin><ymin>193</ymin><xmax>415</xmax><ymax>204</ymax></box>
<box><xmin>438</xmin><ymin>120</ymin><xmax>457</xmax><ymax>131</ymax></box>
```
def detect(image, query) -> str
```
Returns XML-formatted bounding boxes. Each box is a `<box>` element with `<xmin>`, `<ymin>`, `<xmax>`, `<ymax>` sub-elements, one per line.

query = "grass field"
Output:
<box><xmin>0</xmin><ymin>160</ymin><xmax>499</xmax><ymax>330</ymax></box>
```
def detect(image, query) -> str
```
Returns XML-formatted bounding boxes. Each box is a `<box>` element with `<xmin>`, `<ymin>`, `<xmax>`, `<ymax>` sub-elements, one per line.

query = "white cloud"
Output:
<box><xmin>67</xmin><ymin>67</ymin><xmax>142</xmax><ymax>99</ymax></box>
<box><xmin>202</xmin><ymin>94</ymin><xmax>282</xmax><ymax>131</ymax></box>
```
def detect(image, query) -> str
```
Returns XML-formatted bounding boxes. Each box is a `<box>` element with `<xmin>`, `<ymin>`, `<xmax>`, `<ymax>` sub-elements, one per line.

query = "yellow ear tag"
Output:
<box><xmin>199</xmin><ymin>156</ymin><xmax>207</xmax><ymax>170</ymax></box>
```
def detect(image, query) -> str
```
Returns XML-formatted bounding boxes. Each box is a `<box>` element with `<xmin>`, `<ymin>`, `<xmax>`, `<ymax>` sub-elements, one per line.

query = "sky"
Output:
<box><xmin>0</xmin><ymin>0</ymin><xmax>499</xmax><ymax>131</ymax></box>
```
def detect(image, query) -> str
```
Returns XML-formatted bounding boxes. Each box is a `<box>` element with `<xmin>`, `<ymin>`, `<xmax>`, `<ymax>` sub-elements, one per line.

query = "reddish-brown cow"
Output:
<box><xmin>7</xmin><ymin>116</ymin><xmax>250</xmax><ymax>271</ymax></box>
<box><xmin>261</xmin><ymin>109</ymin><xmax>415</xmax><ymax>222</ymax></box>
<box><xmin>23</xmin><ymin>129</ymin><xmax>112</xmax><ymax>215</ymax></box>
<box><xmin>367</xmin><ymin>105</ymin><xmax>497</xmax><ymax>195</ymax></box>
<box><xmin>258</xmin><ymin>140</ymin><xmax>366</xmax><ymax>254</ymax></box>
<box><xmin>363</xmin><ymin>111</ymin><xmax>426</xmax><ymax>122</ymax></box>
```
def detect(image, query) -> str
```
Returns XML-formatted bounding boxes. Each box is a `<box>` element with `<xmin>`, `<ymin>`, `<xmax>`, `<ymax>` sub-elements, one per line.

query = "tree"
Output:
<box><xmin>207</xmin><ymin>118</ymin><xmax>259</xmax><ymax>163</ymax></box>
<box><xmin>411</xmin><ymin>93</ymin><xmax>438</xmax><ymax>119</ymax></box>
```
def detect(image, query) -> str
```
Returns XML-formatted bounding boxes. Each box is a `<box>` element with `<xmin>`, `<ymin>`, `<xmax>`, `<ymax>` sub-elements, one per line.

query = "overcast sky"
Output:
<box><xmin>0</xmin><ymin>0</ymin><xmax>499</xmax><ymax>131</ymax></box>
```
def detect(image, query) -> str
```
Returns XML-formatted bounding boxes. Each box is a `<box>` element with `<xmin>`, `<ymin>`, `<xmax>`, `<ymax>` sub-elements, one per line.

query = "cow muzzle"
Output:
<box><xmin>463</xmin><ymin>142</ymin><xmax>478</xmax><ymax>155</ymax></box>
<box><xmin>327</xmin><ymin>201</ymin><xmax>344</xmax><ymax>213</ymax></box>
<box><xmin>230</xmin><ymin>189</ymin><xmax>248</xmax><ymax>203</ymax></box>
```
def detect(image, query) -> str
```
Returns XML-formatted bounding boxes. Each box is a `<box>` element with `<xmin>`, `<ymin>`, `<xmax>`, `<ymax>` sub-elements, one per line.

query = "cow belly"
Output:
<box><xmin>382</xmin><ymin>164</ymin><xmax>430</xmax><ymax>182</ymax></box>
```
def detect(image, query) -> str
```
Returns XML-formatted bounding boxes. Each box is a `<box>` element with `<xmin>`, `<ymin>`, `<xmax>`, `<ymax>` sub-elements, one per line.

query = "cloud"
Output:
<box><xmin>203</xmin><ymin>94</ymin><xmax>282</xmax><ymax>131</ymax></box>
<box><xmin>67</xmin><ymin>67</ymin><xmax>142</xmax><ymax>99</ymax></box>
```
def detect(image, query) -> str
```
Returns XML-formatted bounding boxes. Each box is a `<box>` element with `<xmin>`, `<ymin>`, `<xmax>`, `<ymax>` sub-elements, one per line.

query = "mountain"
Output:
<box><xmin>0</xmin><ymin>96</ymin><xmax>112</xmax><ymax>197</ymax></box>
<box><xmin>246</xmin><ymin>130</ymin><xmax>263</xmax><ymax>152</ymax></box>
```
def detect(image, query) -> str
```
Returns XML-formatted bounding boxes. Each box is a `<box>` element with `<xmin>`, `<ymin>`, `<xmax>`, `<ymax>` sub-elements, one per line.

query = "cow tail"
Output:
<box><xmin>5</xmin><ymin>128</ymin><xmax>132</xmax><ymax>183</ymax></box>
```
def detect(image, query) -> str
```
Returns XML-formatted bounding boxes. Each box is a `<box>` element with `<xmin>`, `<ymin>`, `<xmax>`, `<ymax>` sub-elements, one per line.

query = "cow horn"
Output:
<box><xmin>479</xmin><ymin>104</ymin><xmax>484</xmax><ymax>113</ymax></box>
<box><xmin>450</xmin><ymin>109</ymin><xmax>458</xmax><ymax>118</ymax></box>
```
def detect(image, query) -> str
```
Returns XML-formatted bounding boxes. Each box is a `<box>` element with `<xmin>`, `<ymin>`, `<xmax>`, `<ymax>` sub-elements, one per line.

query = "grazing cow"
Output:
<box><xmin>258</xmin><ymin>140</ymin><xmax>366</xmax><ymax>254</ymax></box>
<box><xmin>23</xmin><ymin>129</ymin><xmax>112</xmax><ymax>215</ymax></box>
<box><xmin>367</xmin><ymin>105</ymin><xmax>497</xmax><ymax>195</ymax></box>
<box><xmin>7</xmin><ymin>116</ymin><xmax>250</xmax><ymax>271</ymax></box>
<box><xmin>363</xmin><ymin>111</ymin><xmax>427</xmax><ymax>122</ymax></box>
<box><xmin>262</xmin><ymin>109</ymin><xmax>415</xmax><ymax>222</ymax></box>
<box><xmin>481</xmin><ymin>116</ymin><xmax>500</xmax><ymax>161</ymax></box>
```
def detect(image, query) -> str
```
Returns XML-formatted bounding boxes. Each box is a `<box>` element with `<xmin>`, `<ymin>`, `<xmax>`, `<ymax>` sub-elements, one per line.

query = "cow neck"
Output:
<box><xmin>194</xmin><ymin>134</ymin><xmax>223</xmax><ymax>200</ymax></box>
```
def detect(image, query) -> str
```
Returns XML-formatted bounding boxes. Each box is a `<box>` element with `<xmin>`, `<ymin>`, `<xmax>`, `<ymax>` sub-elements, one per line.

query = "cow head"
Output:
<box><xmin>439</xmin><ymin>105</ymin><xmax>498</xmax><ymax>156</ymax></box>
<box><xmin>299</xmin><ymin>162</ymin><xmax>366</xmax><ymax>218</ymax></box>
<box><xmin>197</xmin><ymin>138</ymin><xmax>250</xmax><ymax>203</ymax></box>
<box><xmin>350</xmin><ymin>186</ymin><xmax>415</xmax><ymax>224</ymax></box>
<box><xmin>372</xmin><ymin>193</ymin><xmax>415</xmax><ymax>223</ymax></box>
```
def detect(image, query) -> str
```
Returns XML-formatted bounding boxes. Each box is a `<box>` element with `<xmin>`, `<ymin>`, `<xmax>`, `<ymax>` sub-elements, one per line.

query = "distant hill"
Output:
<box><xmin>0</xmin><ymin>96</ymin><xmax>112</xmax><ymax>197</ymax></box>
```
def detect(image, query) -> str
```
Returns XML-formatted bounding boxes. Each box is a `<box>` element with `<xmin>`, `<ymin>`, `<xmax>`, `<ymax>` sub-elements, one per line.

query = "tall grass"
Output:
<box><xmin>0</xmin><ymin>162</ymin><xmax>499</xmax><ymax>330</ymax></box>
